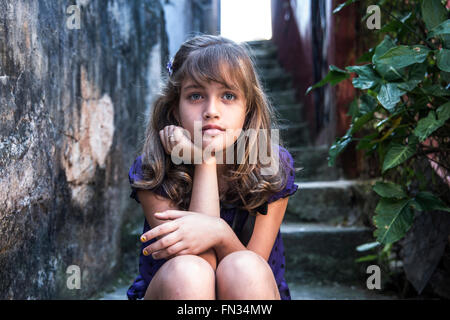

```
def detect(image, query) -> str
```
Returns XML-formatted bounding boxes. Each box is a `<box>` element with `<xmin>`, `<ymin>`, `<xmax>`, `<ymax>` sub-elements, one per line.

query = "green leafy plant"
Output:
<box><xmin>307</xmin><ymin>0</ymin><xmax>450</xmax><ymax>253</ymax></box>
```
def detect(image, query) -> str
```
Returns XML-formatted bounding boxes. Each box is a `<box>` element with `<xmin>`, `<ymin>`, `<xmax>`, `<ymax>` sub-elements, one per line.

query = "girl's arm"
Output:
<box><xmin>137</xmin><ymin>188</ymin><xmax>219</xmax><ymax>271</ymax></box>
<box><xmin>188</xmin><ymin>158</ymin><xmax>221</xmax><ymax>271</ymax></box>
<box><xmin>136</xmin><ymin>189</ymin><xmax>181</xmax><ymax>240</ymax></box>
<box><xmin>214</xmin><ymin>197</ymin><xmax>290</xmax><ymax>263</ymax></box>
<box><xmin>158</xmin><ymin>125</ymin><xmax>220</xmax><ymax>270</ymax></box>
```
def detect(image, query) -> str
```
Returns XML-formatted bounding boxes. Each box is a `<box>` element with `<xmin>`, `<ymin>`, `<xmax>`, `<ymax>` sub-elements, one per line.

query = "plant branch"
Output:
<box><xmin>417</xmin><ymin>152</ymin><xmax>450</xmax><ymax>172</ymax></box>
<box><xmin>421</xmin><ymin>147</ymin><xmax>450</xmax><ymax>153</ymax></box>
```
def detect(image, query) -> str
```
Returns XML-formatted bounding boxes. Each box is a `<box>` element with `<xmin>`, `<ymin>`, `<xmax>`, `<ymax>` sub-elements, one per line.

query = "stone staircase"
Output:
<box><xmin>247</xmin><ymin>40</ymin><xmax>396</xmax><ymax>299</ymax></box>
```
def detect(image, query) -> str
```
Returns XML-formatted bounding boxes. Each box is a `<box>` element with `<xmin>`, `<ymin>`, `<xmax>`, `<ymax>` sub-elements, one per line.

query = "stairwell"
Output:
<box><xmin>247</xmin><ymin>40</ymin><xmax>396</xmax><ymax>299</ymax></box>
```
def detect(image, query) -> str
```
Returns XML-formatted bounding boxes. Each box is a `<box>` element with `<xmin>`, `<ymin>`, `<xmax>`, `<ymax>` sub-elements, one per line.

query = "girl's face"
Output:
<box><xmin>177</xmin><ymin>78</ymin><xmax>246</xmax><ymax>154</ymax></box>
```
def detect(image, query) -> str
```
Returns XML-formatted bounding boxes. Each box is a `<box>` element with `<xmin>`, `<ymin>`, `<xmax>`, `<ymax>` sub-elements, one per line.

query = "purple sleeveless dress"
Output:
<box><xmin>126</xmin><ymin>145</ymin><xmax>298</xmax><ymax>300</ymax></box>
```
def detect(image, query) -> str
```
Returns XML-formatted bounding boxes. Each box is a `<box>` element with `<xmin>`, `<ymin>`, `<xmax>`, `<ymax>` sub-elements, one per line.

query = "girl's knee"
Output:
<box><xmin>152</xmin><ymin>255</ymin><xmax>215</xmax><ymax>299</ymax></box>
<box><xmin>215</xmin><ymin>250</ymin><xmax>279</xmax><ymax>300</ymax></box>
<box><xmin>165</xmin><ymin>254</ymin><xmax>215</xmax><ymax>280</ymax></box>
<box><xmin>217</xmin><ymin>250</ymin><xmax>270</xmax><ymax>280</ymax></box>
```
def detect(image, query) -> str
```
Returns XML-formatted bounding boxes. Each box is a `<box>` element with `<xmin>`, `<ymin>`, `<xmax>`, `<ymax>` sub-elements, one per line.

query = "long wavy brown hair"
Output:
<box><xmin>132</xmin><ymin>34</ymin><xmax>292</xmax><ymax>214</ymax></box>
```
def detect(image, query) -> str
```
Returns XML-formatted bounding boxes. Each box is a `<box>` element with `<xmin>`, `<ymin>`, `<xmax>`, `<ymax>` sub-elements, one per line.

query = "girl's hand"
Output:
<box><xmin>159</xmin><ymin>125</ymin><xmax>202</xmax><ymax>164</ymax></box>
<box><xmin>140</xmin><ymin>210</ymin><xmax>224</xmax><ymax>260</ymax></box>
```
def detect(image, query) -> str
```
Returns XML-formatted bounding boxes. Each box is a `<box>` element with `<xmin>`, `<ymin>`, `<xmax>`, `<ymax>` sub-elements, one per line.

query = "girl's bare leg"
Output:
<box><xmin>144</xmin><ymin>255</ymin><xmax>216</xmax><ymax>300</ymax></box>
<box><xmin>215</xmin><ymin>250</ymin><xmax>281</xmax><ymax>300</ymax></box>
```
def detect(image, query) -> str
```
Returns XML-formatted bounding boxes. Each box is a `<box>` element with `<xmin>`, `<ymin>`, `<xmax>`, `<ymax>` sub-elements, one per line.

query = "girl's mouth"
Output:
<box><xmin>202</xmin><ymin>128</ymin><xmax>224</xmax><ymax>136</ymax></box>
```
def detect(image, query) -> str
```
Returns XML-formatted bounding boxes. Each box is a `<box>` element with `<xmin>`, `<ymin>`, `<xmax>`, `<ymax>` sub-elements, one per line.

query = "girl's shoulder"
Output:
<box><xmin>128</xmin><ymin>155</ymin><xmax>168</xmax><ymax>203</ymax></box>
<box><xmin>267</xmin><ymin>145</ymin><xmax>299</xmax><ymax>204</ymax></box>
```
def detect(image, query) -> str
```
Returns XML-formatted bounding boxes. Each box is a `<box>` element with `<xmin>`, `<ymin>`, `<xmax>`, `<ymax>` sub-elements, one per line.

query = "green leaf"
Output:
<box><xmin>437</xmin><ymin>101</ymin><xmax>450</xmax><ymax>122</ymax></box>
<box><xmin>412</xmin><ymin>192</ymin><xmax>450</xmax><ymax>212</ymax></box>
<box><xmin>396</xmin><ymin>80</ymin><xmax>421</xmax><ymax>92</ymax></box>
<box><xmin>409</xmin><ymin>62</ymin><xmax>427</xmax><ymax>82</ymax></box>
<box><xmin>356</xmin><ymin>132</ymin><xmax>379</xmax><ymax>150</ymax></box>
<box><xmin>373</xmin><ymin>181</ymin><xmax>407</xmax><ymax>199</ymax></box>
<box><xmin>348</xmin><ymin>94</ymin><xmax>378</xmax><ymax>119</ymax></box>
<box><xmin>359</xmin><ymin>94</ymin><xmax>378</xmax><ymax>114</ymax></box>
<box><xmin>437</xmin><ymin>49</ymin><xmax>450</xmax><ymax>72</ymax></box>
<box><xmin>352</xmin><ymin>112</ymin><xmax>374</xmax><ymax>134</ymax></box>
<box><xmin>421</xmin><ymin>85</ymin><xmax>450</xmax><ymax>97</ymax></box>
<box><xmin>372</xmin><ymin>36</ymin><xmax>403</xmax><ymax>81</ymax></box>
<box><xmin>356</xmin><ymin>242</ymin><xmax>381</xmax><ymax>252</ymax></box>
<box><xmin>373</xmin><ymin>36</ymin><xmax>396</xmax><ymax>57</ymax></box>
<box><xmin>346</xmin><ymin>64</ymin><xmax>381</xmax><ymax>89</ymax></box>
<box><xmin>382</xmin><ymin>10</ymin><xmax>412</xmax><ymax>35</ymax></box>
<box><xmin>414</xmin><ymin>102</ymin><xmax>450</xmax><ymax>141</ymax></box>
<box><xmin>356</xmin><ymin>48</ymin><xmax>375</xmax><ymax>63</ymax></box>
<box><xmin>428</xmin><ymin>19</ymin><xmax>450</xmax><ymax>38</ymax></box>
<box><xmin>414</xmin><ymin>110</ymin><xmax>440</xmax><ymax>141</ymax></box>
<box><xmin>374</xmin><ymin>45</ymin><xmax>431</xmax><ymax>70</ymax></box>
<box><xmin>355</xmin><ymin>255</ymin><xmax>379</xmax><ymax>263</ymax></box>
<box><xmin>375</xmin><ymin>117</ymin><xmax>392</xmax><ymax>130</ymax></box>
<box><xmin>306</xmin><ymin>65</ymin><xmax>349</xmax><ymax>95</ymax></box>
<box><xmin>382</xmin><ymin>135</ymin><xmax>418</xmax><ymax>173</ymax></box>
<box><xmin>421</xmin><ymin>0</ymin><xmax>447</xmax><ymax>31</ymax></box>
<box><xmin>347</xmin><ymin>99</ymin><xmax>360</xmax><ymax>117</ymax></box>
<box><xmin>377</xmin><ymin>83</ymin><xmax>406</xmax><ymax>112</ymax></box>
<box><xmin>333</xmin><ymin>0</ymin><xmax>358</xmax><ymax>14</ymax></box>
<box><xmin>374</xmin><ymin>198</ymin><xmax>414</xmax><ymax>244</ymax></box>
<box><xmin>328</xmin><ymin>134</ymin><xmax>352</xmax><ymax>166</ymax></box>
<box><xmin>428</xmin><ymin>20</ymin><xmax>450</xmax><ymax>49</ymax></box>
<box><xmin>380</xmin><ymin>19</ymin><xmax>403</xmax><ymax>33</ymax></box>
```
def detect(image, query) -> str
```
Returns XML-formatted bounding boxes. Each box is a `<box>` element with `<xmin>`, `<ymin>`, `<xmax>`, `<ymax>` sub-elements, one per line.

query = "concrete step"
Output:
<box><xmin>254</xmin><ymin>58</ymin><xmax>279</xmax><ymax>70</ymax></box>
<box><xmin>99</xmin><ymin>284</ymin><xmax>129</xmax><ymax>300</ymax></box>
<box><xmin>246</xmin><ymin>39</ymin><xmax>275</xmax><ymax>49</ymax></box>
<box><xmin>256</xmin><ymin>66</ymin><xmax>286</xmax><ymax>79</ymax></box>
<box><xmin>260</xmin><ymin>74</ymin><xmax>293</xmax><ymax>91</ymax></box>
<box><xmin>273</xmin><ymin>104</ymin><xmax>303</xmax><ymax>122</ymax></box>
<box><xmin>285</xmin><ymin>180</ymin><xmax>377</xmax><ymax>224</ymax></box>
<box><xmin>267</xmin><ymin>88</ymin><xmax>298</xmax><ymax>105</ymax></box>
<box><xmin>289</xmin><ymin>145</ymin><xmax>343</xmax><ymax>181</ymax></box>
<box><xmin>281</xmin><ymin>222</ymin><xmax>374</xmax><ymax>285</ymax></box>
<box><xmin>278</xmin><ymin>122</ymin><xmax>309</xmax><ymax>147</ymax></box>
<box><xmin>97</xmin><ymin>280</ymin><xmax>398</xmax><ymax>300</ymax></box>
<box><xmin>288</xmin><ymin>282</ymin><xmax>398</xmax><ymax>300</ymax></box>
<box><xmin>249</xmin><ymin>45</ymin><xmax>278</xmax><ymax>60</ymax></box>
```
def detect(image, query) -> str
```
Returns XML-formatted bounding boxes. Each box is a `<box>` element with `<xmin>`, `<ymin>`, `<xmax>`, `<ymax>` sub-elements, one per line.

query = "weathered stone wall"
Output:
<box><xmin>0</xmin><ymin>0</ymin><xmax>167</xmax><ymax>299</ymax></box>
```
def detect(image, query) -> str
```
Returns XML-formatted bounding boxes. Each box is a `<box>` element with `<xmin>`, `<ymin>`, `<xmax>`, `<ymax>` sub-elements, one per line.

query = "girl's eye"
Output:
<box><xmin>223</xmin><ymin>93</ymin><xmax>236</xmax><ymax>101</ymax></box>
<box><xmin>189</xmin><ymin>93</ymin><xmax>202</xmax><ymax>101</ymax></box>
<box><xmin>187</xmin><ymin>92</ymin><xmax>236</xmax><ymax>102</ymax></box>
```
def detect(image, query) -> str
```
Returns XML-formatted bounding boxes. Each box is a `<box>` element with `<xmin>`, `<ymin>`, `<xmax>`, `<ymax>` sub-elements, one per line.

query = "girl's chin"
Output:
<box><xmin>201</xmin><ymin>138</ymin><xmax>233</xmax><ymax>153</ymax></box>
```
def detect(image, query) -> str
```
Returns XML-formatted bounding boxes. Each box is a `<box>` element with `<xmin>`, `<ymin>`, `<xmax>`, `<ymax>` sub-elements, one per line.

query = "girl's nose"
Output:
<box><xmin>203</xmin><ymin>98</ymin><xmax>220</xmax><ymax>119</ymax></box>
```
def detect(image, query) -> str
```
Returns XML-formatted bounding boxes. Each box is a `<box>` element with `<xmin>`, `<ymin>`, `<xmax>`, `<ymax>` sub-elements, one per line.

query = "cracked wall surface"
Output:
<box><xmin>0</xmin><ymin>0</ymin><xmax>168</xmax><ymax>299</ymax></box>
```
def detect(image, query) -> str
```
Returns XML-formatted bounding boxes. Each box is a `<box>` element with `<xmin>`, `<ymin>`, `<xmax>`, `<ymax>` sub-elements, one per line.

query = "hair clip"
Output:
<box><xmin>166</xmin><ymin>57</ymin><xmax>174</xmax><ymax>76</ymax></box>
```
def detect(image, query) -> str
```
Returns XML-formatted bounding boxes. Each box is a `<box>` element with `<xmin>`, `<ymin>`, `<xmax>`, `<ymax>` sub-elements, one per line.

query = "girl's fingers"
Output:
<box><xmin>155</xmin><ymin>210</ymin><xmax>192</xmax><ymax>220</ymax></box>
<box><xmin>164</xmin><ymin>126</ymin><xmax>170</xmax><ymax>152</ymax></box>
<box><xmin>143</xmin><ymin>230</ymin><xmax>181</xmax><ymax>256</ymax></box>
<box><xmin>168</xmin><ymin>125</ymin><xmax>176</xmax><ymax>150</ymax></box>
<box><xmin>140</xmin><ymin>220</ymin><xmax>178</xmax><ymax>243</ymax></box>
<box><xmin>160</xmin><ymin>125</ymin><xmax>190</xmax><ymax>156</ymax></box>
<box><xmin>159</xmin><ymin>129</ymin><xmax>168</xmax><ymax>154</ymax></box>
<box><xmin>152</xmin><ymin>241</ymin><xmax>187</xmax><ymax>260</ymax></box>
<box><xmin>176</xmin><ymin>249</ymin><xmax>190</xmax><ymax>256</ymax></box>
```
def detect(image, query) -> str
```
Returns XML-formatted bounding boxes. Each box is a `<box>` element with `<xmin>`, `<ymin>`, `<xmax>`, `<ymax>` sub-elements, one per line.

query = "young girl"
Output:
<box><xmin>126</xmin><ymin>34</ymin><xmax>298</xmax><ymax>300</ymax></box>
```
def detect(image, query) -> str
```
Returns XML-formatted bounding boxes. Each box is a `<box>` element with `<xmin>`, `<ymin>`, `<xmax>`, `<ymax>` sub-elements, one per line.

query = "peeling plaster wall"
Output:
<box><xmin>0</xmin><ymin>0</ymin><xmax>168</xmax><ymax>299</ymax></box>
